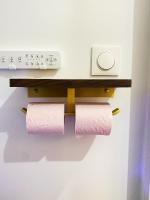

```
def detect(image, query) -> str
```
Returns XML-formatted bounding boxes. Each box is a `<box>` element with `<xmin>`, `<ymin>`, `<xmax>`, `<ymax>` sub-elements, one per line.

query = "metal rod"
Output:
<box><xmin>21</xmin><ymin>107</ymin><xmax>120</xmax><ymax>116</ymax></box>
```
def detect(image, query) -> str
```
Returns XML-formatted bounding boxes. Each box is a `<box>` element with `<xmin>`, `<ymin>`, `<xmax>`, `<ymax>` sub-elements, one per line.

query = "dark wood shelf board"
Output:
<box><xmin>10</xmin><ymin>79</ymin><xmax>132</xmax><ymax>88</ymax></box>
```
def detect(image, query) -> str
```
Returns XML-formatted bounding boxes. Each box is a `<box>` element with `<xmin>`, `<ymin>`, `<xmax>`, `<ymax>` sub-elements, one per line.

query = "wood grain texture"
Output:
<box><xmin>10</xmin><ymin>79</ymin><xmax>132</xmax><ymax>88</ymax></box>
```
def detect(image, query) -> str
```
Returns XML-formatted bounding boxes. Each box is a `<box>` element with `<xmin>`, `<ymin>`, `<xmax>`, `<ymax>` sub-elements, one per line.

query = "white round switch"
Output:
<box><xmin>97</xmin><ymin>51</ymin><xmax>115</xmax><ymax>70</ymax></box>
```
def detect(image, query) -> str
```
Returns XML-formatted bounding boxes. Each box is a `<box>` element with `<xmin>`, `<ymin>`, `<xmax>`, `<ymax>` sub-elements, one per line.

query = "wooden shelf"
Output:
<box><xmin>10</xmin><ymin>79</ymin><xmax>132</xmax><ymax>88</ymax></box>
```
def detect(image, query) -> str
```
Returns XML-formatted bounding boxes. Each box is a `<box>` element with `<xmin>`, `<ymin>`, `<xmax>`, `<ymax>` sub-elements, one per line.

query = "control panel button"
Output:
<box><xmin>97</xmin><ymin>52</ymin><xmax>115</xmax><ymax>70</ymax></box>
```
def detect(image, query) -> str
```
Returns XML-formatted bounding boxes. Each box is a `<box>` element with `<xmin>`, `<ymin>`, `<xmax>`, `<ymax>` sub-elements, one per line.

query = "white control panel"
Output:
<box><xmin>0</xmin><ymin>51</ymin><xmax>61</xmax><ymax>69</ymax></box>
<box><xmin>91</xmin><ymin>46</ymin><xmax>121</xmax><ymax>76</ymax></box>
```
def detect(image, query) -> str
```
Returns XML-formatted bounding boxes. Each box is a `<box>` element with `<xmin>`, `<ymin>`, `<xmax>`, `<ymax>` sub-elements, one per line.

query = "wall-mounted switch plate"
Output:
<box><xmin>91</xmin><ymin>46</ymin><xmax>121</xmax><ymax>76</ymax></box>
<box><xmin>0</xmin><ymin>50</ymin><xmax>61</xmax><ymax>70</ymax></box>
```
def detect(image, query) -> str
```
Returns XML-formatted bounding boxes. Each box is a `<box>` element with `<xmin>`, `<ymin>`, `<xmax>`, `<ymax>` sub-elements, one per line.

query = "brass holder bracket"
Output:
<box><xmin>21</xmin><ymin>87</ymin><xmax>120</xmax><ymax>116</ymax></box>
<box><xmin>28</xmin><ymin>87</ymin><xmax>115</xmax><ymax>98</ymax></box>
<box><xmin>66</xmin><ymin>88</ymin><xmax>75</xmax><ymax>115</ymax></box>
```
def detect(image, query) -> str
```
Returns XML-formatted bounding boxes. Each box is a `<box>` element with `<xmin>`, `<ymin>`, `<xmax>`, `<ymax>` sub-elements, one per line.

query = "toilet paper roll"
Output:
<box><xmin>75</xmin><ymin>103</ymin><xmax>112</xmax><ymax>135</ymax></box>
<box><xmin>26</xmin><ymin>103</ymin><xmax>64</xmax><ymax>135</ymax></box>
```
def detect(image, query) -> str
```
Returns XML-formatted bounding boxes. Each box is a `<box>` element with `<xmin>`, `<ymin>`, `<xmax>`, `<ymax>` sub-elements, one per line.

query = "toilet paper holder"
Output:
<box><xmin>21</xmin><ymin>87</ymin><xmax>120</xmax><ymax>116</ymax></box>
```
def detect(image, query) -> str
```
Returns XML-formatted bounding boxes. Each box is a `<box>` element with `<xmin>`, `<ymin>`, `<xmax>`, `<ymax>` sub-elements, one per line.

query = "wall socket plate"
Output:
<box><xmin>91</xmin><ymin>46</ymin><xmax>121</xmax><ymax>76</ymax></box>
<box><xmin>0</xmin><ymin>50</ymin><xmax>61</xmax><ymax>70</ymax></box>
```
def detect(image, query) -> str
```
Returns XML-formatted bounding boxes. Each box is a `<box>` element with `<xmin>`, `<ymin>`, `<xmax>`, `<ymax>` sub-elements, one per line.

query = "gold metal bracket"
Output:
<box><xmin>66</xmin><ymin>88</ymin><xmax>75</xmax><ymax>114</ymax></box>
<box><xmin>28</xmin><ymin>87</ymin><xmax>115</xmax><ymax>98</ymax></box>
<box><xmin>22</xmin><ymin>87</ymin><xmax>120</xmax><ymax>116</ymax></box>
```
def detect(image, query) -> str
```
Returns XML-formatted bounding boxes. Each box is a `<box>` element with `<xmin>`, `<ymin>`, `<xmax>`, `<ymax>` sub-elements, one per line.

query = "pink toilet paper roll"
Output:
<box><xmin>75</xmin><ymin>103</ymin><xmax>112</xmax><ymax>135</ymax></box>
<box><xmin>26</xmin><ymin>103</ymin><xmax>64</xmax><ymax>135</ymax></box>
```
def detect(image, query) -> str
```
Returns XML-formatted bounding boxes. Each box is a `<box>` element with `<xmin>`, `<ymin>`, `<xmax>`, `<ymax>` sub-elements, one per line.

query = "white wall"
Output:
<box><xmin>127</xmin><ymin>0</ymin><xmax>150</xmax><ymax>199</ymax></box>
<box><xmin>141</xmin><ymin>15</ymin><xmax>150</xmax><ymax>200</ymax></box>
<box><xmin>0</xmin><ymin>0</ymin><xmax>135</xmax><ymax>200</ymax></box>
<box><xmin>144</xmin><ymin>61</ymin><xmax>150</xmax><ymax>200</ymax></box>
<box><xmin>0</xmin><ymin>0</ymin><xmax>133</xmax><ymax>79</ymax></box>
